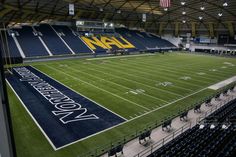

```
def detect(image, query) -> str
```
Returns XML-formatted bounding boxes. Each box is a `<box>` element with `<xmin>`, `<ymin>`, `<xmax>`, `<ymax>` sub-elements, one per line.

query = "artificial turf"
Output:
<box><xmin>7</xmin><ymin>52</ymin><xmax>236</xmax><ymax>157</ymax></box>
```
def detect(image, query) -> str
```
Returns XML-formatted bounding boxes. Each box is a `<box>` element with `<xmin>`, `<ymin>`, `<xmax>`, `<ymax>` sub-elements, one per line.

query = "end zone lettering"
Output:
<box><xmin>14</xmin><ymin>67</ymin><xmax>99</xmax><ymax>124</ymax></box>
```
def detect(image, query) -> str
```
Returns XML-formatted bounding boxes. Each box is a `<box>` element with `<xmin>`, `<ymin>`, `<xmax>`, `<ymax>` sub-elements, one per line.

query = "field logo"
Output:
<box><xmin>81</xmin><ymin>36</ymin><xmax>135</xmax><ymax>50</ymax></box>
<box><xmin>14</xmin><ymin>67</ymin><xmax>99</xmax><ymax>124</ymax></box>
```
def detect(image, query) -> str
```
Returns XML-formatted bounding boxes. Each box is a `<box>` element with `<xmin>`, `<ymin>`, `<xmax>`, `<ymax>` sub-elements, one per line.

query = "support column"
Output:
<box><xmin>208</xmin><ymin>22</ymin><xmax>214</xmax><ymax>38</ymax></box>
<box><xmin>174</xmin><ymin>22</ymin><xmax>180</xmax><ymax>37</ymax></box>
<box><xmin>191</xmin><ymin>22</ymin><xmax>196</xmax><ymax>38</ymax></box>
<box><xmin>0</xmin><ymin>23</ymin><xmax>17</xmax><ymax>157</ymax></box>
<box><xmin>226</xmin><ymin>21</ymin><xmax>235</xmax><ymax>37</ymax></box>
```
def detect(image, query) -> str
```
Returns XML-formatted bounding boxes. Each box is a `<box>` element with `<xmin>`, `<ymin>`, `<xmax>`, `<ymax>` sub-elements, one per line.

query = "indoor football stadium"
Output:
<box><xmin>1</xmin><ymin>0</ymin><xmax>236</xmax><ymax>157</ymax></box>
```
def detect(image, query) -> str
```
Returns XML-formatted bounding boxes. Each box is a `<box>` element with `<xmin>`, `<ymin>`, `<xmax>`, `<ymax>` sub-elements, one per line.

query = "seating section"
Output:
<box><xmin>115</xmin><ymin>28</ymin><xmax>175</xmax><ymax>50</ymax></box>
<box><xmin>12</xmin><ymin>26</ymin><xmax>49</xmax><ymax>57</ymax></box>
<box><xmin>52</xmin><ymin>25</ymin><xmax>92</xmax><ymax>54</ymax></box>
<box><xmin>33</xmin><ymin>24</ymin><xmax>72</xmax><ymax>55</ymax></box>
<box><xmin>0</xmin><ymin>30</ymin><xmax>22</xmax><ymax>58</ymax></box>
<box><xmin>149</xmin><ymin>99</ymin><xmax>236</xmax><ymax>157</ymax></box>
<box><xmin>5</xmin><ymin>24</ymin><xmax>176</xmax><ymax>58</ymax></box>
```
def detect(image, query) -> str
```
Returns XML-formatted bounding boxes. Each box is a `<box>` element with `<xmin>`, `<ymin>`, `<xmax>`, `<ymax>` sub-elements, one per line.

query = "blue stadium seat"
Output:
<box><xmin>34</xmin><ymin>24</ymin><xmax>72</xmax><ymax>55</ymax></box>
<box><xmin>12</xmin><ymin>26</ymin><xmax>49</xmax><ymax>57</ymax></box>
<box><xmin>52</xmin><ymin>25</ymin><xmax>93</xmax><ymax>54</ymax></box>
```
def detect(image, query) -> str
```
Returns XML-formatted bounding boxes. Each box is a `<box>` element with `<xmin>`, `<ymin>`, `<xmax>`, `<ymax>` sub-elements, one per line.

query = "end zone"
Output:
<box><xmin>6</xmin><ymin>66</ymin><xmax>126</xmax><ymax>150</ymax></box>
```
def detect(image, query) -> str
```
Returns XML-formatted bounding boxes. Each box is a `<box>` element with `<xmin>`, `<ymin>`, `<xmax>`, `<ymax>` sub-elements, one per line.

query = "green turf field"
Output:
<box><xmin>8</xmin><ymin>52</ymin><xmax>236</xmax><ymax>157</ymax></box>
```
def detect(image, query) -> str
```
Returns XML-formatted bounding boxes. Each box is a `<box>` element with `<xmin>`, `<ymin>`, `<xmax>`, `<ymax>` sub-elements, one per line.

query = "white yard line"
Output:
<box><xmin>115</xmin><ymin>60</ymin><xmax>213</xmax><ymax>85</ymax></box>
<box><xmin>85</xmin><ymin>62</ymin><xmax>195</xmax><ymax>92</ymax></box>
<box><xmin>69</xmin><ymin>62</ymin><xmax>184</xmax><ymax>98</ymax></box>
<box><xmin>60</xmin><ymin>64</ymin><xmax>170</xmax><ymax>103</ymax></box>
<box><xmin>30</xmin><ymin>66</ymin><xmax>128</xmax><ymax>121</ymax></box>
<box><xmin>45</xmin><ymin>65</ymin><xmax>150</xmax><ymax>111</ymax></box>
<box><xmin>101</xmin><ymin>61</ymin><xmax>203</xmax><ymax>89</ymax></box>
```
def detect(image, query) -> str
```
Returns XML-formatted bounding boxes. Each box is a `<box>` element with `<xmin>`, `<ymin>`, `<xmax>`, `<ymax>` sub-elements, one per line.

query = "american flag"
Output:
<box><xmin>160</xmin><ymin>0</ymin><xmax>171</xmax><ymax>8</ymax></box>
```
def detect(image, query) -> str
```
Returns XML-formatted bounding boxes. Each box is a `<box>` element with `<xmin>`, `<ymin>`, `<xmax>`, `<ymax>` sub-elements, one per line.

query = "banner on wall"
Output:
<box><xmin>69</xmin><ymin>4</ymin><xmax>75</xmax><ymax>15</ymax></box>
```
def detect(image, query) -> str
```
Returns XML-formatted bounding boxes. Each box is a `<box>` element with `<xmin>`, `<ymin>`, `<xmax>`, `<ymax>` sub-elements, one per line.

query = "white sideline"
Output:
<box><xmin>6</xmin><ymin>80</ymin><xmax>57</xmax><ymax>150</ymax></box>
<box><xmin>86</xmin><ymin>53</ymin><xmax>156</xmax><ymax>60</ymax></box>
<box><xmin>208</xmin><ymin>76</ymin><xmax>236</xmax><ymax>90</ymax></box>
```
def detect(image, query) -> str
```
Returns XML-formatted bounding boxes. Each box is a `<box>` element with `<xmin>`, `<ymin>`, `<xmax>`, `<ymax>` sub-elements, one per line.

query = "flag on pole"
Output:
<box><xmin>160</xmin><ymin>0</ymin><xmax>171</xmax><ymax>8</ymax></box>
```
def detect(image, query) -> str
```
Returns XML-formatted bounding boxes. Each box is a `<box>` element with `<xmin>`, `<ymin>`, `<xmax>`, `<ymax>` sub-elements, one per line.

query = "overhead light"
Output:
<box><xmin>222</xmin><ymin>124</ymin><xmax>229</xmax><ymax>129</ymax></box>
<box><xmin>110</xmin><ymin>23</ymin><xmax>114</xmax><ymax>27</ymax></box>
<box><xmin>99</xmin><ymin>8</ymin><xmax>103</xmax><ymax>12</ymax></box>
<box><xmin>199</xmin><ymin>16</ymin><xmax>203</xmax><ymax>20</ymax></box>
<box><xmin>199</xmin><ymin>124</ymin><xmax>204</xmax><ymax>129</ymax></box>
<box><xmin>182</xmin><ymin>11</ymin><xmax>186</xmax><ymax>15</ymax></box>
<box><xmin>210</xmin><ymin>124</ymin><xmax>216</xmax><ymax>129</ymax></box>
<box><xmin>218</xmin><ymin>13</ymin><xmax>223</xmax><ymax>17</ymax></box>
<box><xmin>182</xmin><ymin>20</ymin><xmax>186</xmax><ymax>23</ymax></box>
<box><xmin>223</xmin><ymin>2</ymin><xmax>228</xmax><ymax>7</ymax></box>
<box><xmin>117</xmin><ymin>10</ymin><xmax>121</xmax><ymax>14</ymax></box>
<box><xmin>164</xmin><ymin>8</ymin><xmax>168</xmax><ymax>11</ymax></box>
<box><xmin>181</xmin><ymin>1</ymin><xmax>186</xmax><ymax>5</ymax></box>
<box><xmin>200</xmin><ymin>6</ymin><xmax>205</xmax><ymax>10</ymax></box>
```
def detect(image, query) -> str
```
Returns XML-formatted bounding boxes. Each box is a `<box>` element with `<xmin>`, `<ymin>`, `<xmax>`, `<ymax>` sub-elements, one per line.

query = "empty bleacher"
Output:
<box><xmin>52</xmin><ymin>25</ymin><xmax>92</xmax><ymax>54</ymax></box>
<box><xmin>115</xmin><ymin>28</ymin><xmax>175</xmax><ymax>51</ymax></box>
<box><xmin>148</xmin><ymin>99</ymin><xmax>236</xmax><ymax>157</ymax></box>
<box><xmin>12</xmin><ymin>26</ymin><xmax>49</xmax><ymax>57</ymax></box>
<box><xmin>5</xmin><ymin>25</ymin><xmax>176</xmax><ymax>59</ymax></box>
<box><xmin>0</xmin><ymin>30</ymin><xmax>22</xmax><ymax>58</ymax></box>
<box><xmin>33</xmin><ymin>24</ymin><xmax>72</xmax><ymax>55</ymax></box>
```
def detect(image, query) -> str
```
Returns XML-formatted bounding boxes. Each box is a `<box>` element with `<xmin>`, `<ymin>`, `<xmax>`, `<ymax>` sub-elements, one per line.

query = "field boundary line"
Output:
<box><xmin>86</xmin><ymin>53</ymin><xmax>156</xmax><ymax>60</ymax></box>
<box><xmin>6</xmin><ymin>79</ymin><xmax>58</xmax><ymax>151</ymax></box>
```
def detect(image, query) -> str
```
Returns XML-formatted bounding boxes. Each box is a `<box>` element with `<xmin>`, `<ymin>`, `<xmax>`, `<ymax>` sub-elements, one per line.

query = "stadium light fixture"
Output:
<box><xmin>182</xmin><ymin>11</ymin><xmax>186</xmax><ymax>15</ymax></box>
<box><xmin>218</xmin><ymin>13</ymin><xmax>223</xmax><ymax>17</ymax></box>
<box><xmin>182</xmin><ymin>20</ymin><xmax>186</xmax><ymax>23</ymax></box>
<box><xmin>181</xmin><ymin>1</ymin><xmax>186</xmax><ymax>6</ymax></box>
<box><xmin>200</xmin><ymin>6</ymin><xmax>205</xmax><ymax>11</ymax></box>
<box><xmin>117</xmin><ymin>10</ymin><xmax>121</xmax><ymax>14</ymax></box>
<box><xmin>99</xmin><ymin>8</ymin><xmax>103</xmax><ymax>12</ymax></box>
<box><xmin>223</xmin><ymin>2</ymin><xmax>228</xmax><ymax>7</ymax></box>
<box><xmin>210</xmin><ymin>124</ymin><xmax>215</xmax><ymax>129</ymax></box>
<box><xmin>199</xmin><ymin>124</ymin><xmax>205</xmax><ymax>129</ymax></box>
<box><xmin>222</xmin><ymin>124</ymin><xmax>229</xmax><ymax>129</ymax></box>
<box><xmin>199</xmin><ymin>16</ymin><xmax>203</xmax><ymax>20</ymax></box>
<box><xmin>164</xmin><ymin>8</ymin><xmax>168</xmax><ymax>11</ymax></box>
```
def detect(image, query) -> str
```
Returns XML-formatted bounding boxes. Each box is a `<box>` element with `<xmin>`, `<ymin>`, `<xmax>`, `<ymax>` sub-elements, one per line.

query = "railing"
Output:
<box><xmin>134</xmin><ymin>123</ymin><xmax>191</xmax><ymax>157</ymax></box>
<box><xmin>78</xmin><ymin>83</ymin><xmax>236</xmax><ymax>157</ymax></box>
<box><xmin>197</xmin><ymin>94</ymin><xmax>236</xmax><ymax>123</ymax></box>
